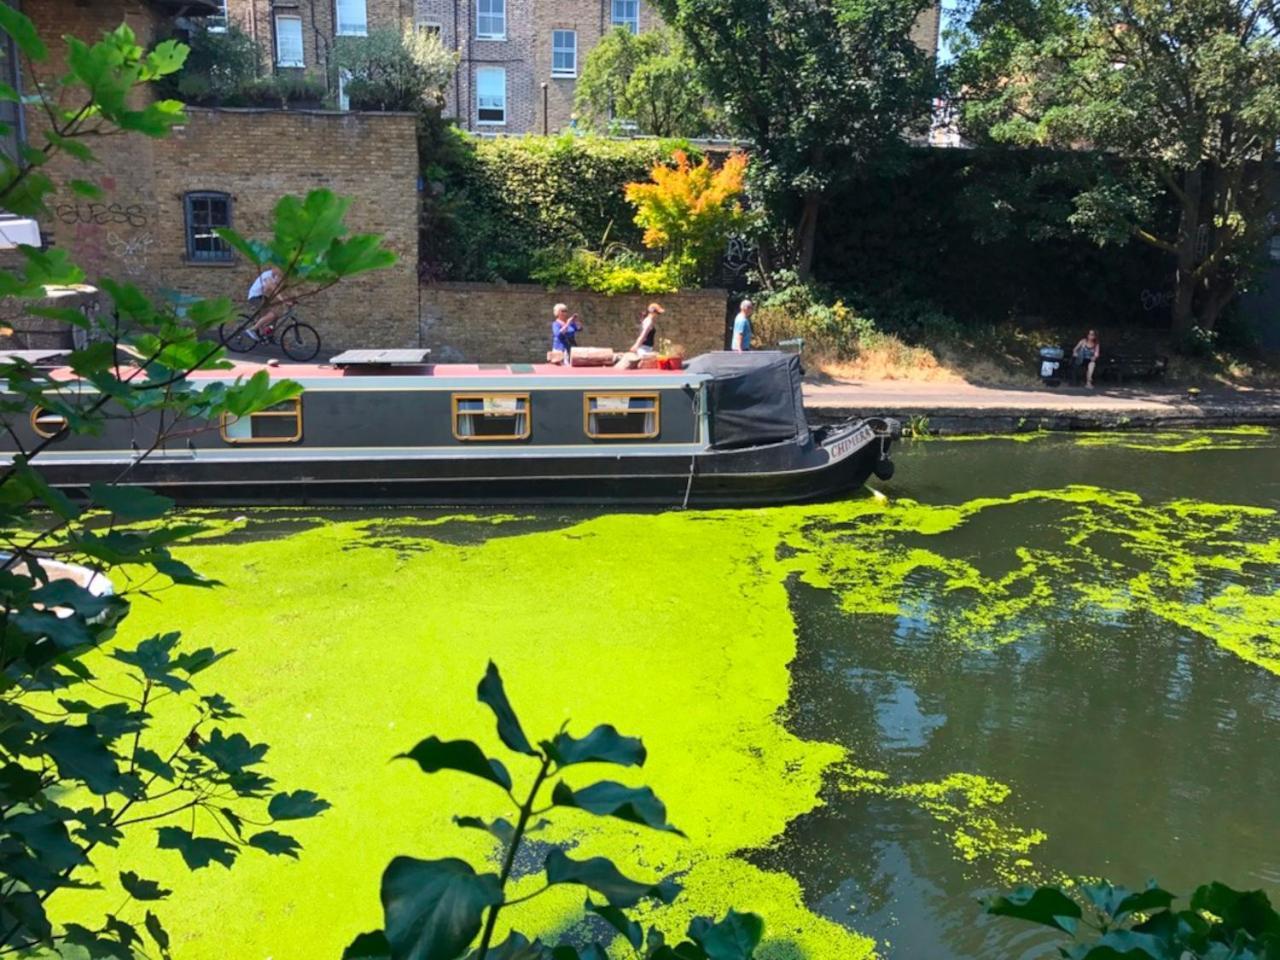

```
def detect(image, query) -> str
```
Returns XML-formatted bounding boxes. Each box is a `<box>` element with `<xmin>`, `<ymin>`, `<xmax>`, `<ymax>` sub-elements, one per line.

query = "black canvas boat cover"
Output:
<box><xmin>685</xmin><ymin>351</ymin><xmax>808</xmax><ymax>449</ymax></box>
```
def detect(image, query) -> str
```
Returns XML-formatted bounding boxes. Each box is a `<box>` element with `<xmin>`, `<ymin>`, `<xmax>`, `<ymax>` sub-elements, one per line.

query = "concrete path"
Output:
<box><xmin>803</xmin><ymin>379</ymin><xmax>1280</xmax><ymax>432</ymax></box>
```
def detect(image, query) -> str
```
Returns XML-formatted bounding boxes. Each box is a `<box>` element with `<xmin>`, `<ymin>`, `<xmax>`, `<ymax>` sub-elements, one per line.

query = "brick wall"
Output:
<box><xmin>420</xmin><ymin>282</ymin><xmax>728</xmax><ymax>362</ymax></box>
<box><xmin>151</xmin><ymin>108</ymin><xmax>420</xmax><ymax>349</ymax></box>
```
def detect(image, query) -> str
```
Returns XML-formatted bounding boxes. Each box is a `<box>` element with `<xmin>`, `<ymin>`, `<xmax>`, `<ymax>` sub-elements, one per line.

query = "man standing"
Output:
<box><xmin>731</xmin><ymin>299</ymin><xmax>754</xmax><ymax>352</ymax></box>
<box><xmin>550</xmin><ymin>303</ymin><xmax>582</xmax><ymax>361</ymax></box>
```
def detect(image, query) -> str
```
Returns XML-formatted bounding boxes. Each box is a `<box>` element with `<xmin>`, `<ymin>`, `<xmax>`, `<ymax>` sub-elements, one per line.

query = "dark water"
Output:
<box><xmin>759</xmin><ymin>431</ymin><xmax>1280</xmax><ymax>959</ymax></box>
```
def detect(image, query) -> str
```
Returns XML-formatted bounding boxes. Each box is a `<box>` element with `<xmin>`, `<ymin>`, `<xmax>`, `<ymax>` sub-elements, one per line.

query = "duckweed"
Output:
<box><xmin>57</xmin><ymin>458</ymin><xmax>1279</xmax><ymax>959</ymax></box>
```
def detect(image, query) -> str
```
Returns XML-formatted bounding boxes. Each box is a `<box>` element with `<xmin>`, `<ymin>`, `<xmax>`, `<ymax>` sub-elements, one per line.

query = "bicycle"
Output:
<box><xmin>219</xmin><ymin>305</ymin><xmax>321</xmax><ymax>362</ymax></box>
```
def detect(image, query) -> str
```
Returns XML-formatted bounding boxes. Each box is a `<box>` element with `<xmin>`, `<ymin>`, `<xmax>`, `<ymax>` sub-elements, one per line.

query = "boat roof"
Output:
<box><xmin>41</xmin><ymin>359</ymin><xmax>711</xmax><ymax>389</ymax></box>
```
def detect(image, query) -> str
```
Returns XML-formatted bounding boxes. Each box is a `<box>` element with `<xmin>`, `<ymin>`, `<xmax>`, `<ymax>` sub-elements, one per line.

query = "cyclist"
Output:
<box><xmin>245</xmin><ymin>265</ymin><xmax>290</xmax><ymax>340</ymax></box>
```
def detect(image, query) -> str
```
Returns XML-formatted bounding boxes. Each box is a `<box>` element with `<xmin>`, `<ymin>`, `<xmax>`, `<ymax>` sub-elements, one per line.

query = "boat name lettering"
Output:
<box><xmin>828</xmin><ymin>426</ymin><xmax>873</xmax><ymax>460</ymax></box>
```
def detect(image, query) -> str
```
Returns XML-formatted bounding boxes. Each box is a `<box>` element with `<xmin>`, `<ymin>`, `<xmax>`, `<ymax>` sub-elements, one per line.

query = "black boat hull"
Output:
<box><xmin>20</xmin><ymin>419</ymin><xmax>896</xmax><ymax>508</ymax></box>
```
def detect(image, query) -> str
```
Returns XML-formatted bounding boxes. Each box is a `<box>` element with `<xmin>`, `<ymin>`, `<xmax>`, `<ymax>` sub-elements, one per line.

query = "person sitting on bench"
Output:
<box><xmin>1073</xmin><ymin>329</ymin><xmax>1102</xmax><ymax>388</ymax></box>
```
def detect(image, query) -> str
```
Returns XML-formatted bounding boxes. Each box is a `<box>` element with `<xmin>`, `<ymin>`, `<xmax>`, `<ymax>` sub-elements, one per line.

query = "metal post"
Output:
<box><xmin>541</xmin><ymin>82</ymin><xmax>548</xmax><ymax>136</ymax></box>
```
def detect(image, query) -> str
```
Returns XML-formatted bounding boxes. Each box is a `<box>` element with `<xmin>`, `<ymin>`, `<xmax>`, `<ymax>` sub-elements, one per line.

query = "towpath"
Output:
<box><xmin>803</xmin><ymin>379</ymin><xmax>1280</xmax><ymax>433</ymax></box>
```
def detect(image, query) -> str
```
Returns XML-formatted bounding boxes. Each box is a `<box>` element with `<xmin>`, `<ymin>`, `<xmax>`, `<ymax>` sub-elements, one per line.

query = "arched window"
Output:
<box><xmin>184</xmin><ymin>191</ymin><xmax>233</xmax><ymax>262</ymax></box>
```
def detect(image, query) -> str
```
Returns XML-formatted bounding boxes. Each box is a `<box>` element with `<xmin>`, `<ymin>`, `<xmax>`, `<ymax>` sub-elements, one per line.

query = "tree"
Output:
<box><xmin>334</xmin><ymin>26</ymin><xmax>458</xmax><ymax>112</ymax></box>
<box><xmin>950</xmin><ymin>0</ymin><xmax>1280</xmax><ymax>337</ymax></box>
<box><xmin>575</xmin><ymin>26</ymin><xmax>718</xmax><ymax>138</ymax></box>
<box><xmin>652</xmin><ymin>0</ymin><xmax>937</xmax><ymax>279</ymax></box>
<box><xmin>0</xmin><ymin>11</ymin><xmax>393</xmax><ymax>956</ymax></box>
<box><xmin>344</xmin><ymin>663</ymin><xmax>766</xmax><ymax>960</ymax></box>
<box><xmin>626</xmin><ymin>150</ymin><xmax>749</xmax><ymax>286</ymax></box>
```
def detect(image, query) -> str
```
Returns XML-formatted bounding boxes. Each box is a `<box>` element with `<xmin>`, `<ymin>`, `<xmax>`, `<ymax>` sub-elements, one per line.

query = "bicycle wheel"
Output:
<box><xmin>279</xmin><ymin>320</ymin><xmax>321</xmax><ymax>362</ymax></box>
<box><xmin>220</xmin><ymin>317</ymin><xmax>257</xmax><ymax>354</ymax></box>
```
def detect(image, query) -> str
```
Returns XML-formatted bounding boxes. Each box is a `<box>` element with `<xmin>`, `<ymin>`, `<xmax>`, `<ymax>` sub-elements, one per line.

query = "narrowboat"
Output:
<box><xmin>6</xmin><ymin>350</ymin><xmax>900</xmax><ymax>507</ymax></box>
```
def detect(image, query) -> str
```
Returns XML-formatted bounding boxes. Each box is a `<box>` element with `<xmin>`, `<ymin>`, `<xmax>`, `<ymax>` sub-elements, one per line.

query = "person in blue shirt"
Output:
<box><xmin>550</xmin><ymin>303</ymin><xmax>582</xmax><ymax>361</ymax></box>
<box><xmin>731</xmin><ymin>299</ymin><xmax>754</xmax><ymax>352</ymax></box>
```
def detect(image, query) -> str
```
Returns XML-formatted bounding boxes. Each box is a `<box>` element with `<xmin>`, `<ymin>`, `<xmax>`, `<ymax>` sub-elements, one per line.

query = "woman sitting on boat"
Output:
<box><xmin>631</xmin><ymin>302</ymin><xmax>664</xmax><ymax>355</ymax></box>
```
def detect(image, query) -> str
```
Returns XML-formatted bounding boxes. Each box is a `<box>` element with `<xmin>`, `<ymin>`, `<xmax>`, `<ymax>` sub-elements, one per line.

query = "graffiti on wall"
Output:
<box><xmin>54</xmin><ymin>202</ymin><xmax>149</xmax><ymax>228</ymax></box>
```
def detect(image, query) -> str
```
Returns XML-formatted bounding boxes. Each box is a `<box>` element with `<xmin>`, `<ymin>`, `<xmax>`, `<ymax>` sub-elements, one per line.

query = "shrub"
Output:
<box><xmin>753</xmin><ymin>272</ymin><xmax>879</xmax><ymax>358</ymax></box>
<box><xmin>158</xmin><ymin>24</ymin><xmax>259</xmax><ymax>105</ymax></box>
<box><xmin>334</xmin><ymin>27</ymin><xmax>457</xmax><ymax>112</ymax></box>
<box><xmin>531</xmin><ymin>245</ymin><xmax>680</xmax><ymax>294</ymax></box>
<box><xmin>625</xmin><ymin>150</ymin><xmax>748</xmax><ymax>288</ymax></box>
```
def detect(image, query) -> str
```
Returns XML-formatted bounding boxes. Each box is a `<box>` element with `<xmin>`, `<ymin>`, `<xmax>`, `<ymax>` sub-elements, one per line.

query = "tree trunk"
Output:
<box><xmin>796</xmin><ymin>191</ymin><xmax>821</xmax><ymax>281</ymax></box>
<box><xmin>1171</xmin><ymin>166</ymin><xmax>1204</xmax><ymax>339</ymax></box>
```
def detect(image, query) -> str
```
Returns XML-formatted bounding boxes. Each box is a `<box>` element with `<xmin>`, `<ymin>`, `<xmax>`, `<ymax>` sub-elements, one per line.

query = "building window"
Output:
<box><xmin>584</xmin><ymin>394</ymin><xmax>659</xmax><ymax>439</ymax></box>
<box><xmin>275</xmin><ymin>15</ymin><xmax>305</xmax><ymax>67</ymax></box>
<box><xmin>476</xmin><ymin>0</ymin><xmax>505</xmax><ymax>39</ymax></box>
<box><xmin>452</xmin><ymin>394</ymin><xmax>529</xmax><ymax>441</ymax></box>
<box><xmin>552</xmin><ymin>30</ymin><xmax>577</xmax><ymax>77</ymax></box>
<box><xmin>611</xmin><ymin>0</ymin><xmax>639</xmax><ymax>33</ymax></box>
<box><xmin>476</xmin><ymin>67</ymin><xmax>506</xmax><ymax>125</ymax></box>
<box><xmin>184</xmin><ymin>192</ymin><xmax>233</xmax><ymax>263</ymax></box>
<box><xmin>221</xmin><ymin>398</ymin><xmax>304</xmax><ymax>444</ymax></box>
<box><xmin>336</xmin><ymin>0</ymin><xmax>368</xmax><ymax>36</ymax></box>
<box><xmin>1270</xmin><ymin>234</ymin><xmax>1280</xmax><ymax>263</ymax></box>
<box><xmin>205</xmin><ymin>0</ymin><xmax>229</xmax><ymax>32</ymax></box>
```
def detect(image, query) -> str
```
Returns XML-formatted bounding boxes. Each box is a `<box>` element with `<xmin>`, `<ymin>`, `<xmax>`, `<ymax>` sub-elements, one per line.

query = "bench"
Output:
<box><xmin>1066</xmin><ymin>349</ymin><xmax>1168</xmax><ymax>385</ymax></box>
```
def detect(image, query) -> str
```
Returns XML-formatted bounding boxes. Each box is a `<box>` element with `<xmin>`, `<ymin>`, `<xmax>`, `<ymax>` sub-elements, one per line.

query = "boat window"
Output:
<box><xmin>220</xmin><ymin>397</ymin><xmax>303</xmax><ymax>444</ymax></box>
<box><xmin>30</xmin><ymin>406</ymin><xmax>69</xmax><ymax>439</ymax></box>
<box><xmin>584</xmin><ymin>393</ymin><xmax>659</xmax><ymax>439</ymax></box>
<box><xmin>453</xmin><ymin>394</ymin><xmax>530</xmax><ymax>441</ymax></box>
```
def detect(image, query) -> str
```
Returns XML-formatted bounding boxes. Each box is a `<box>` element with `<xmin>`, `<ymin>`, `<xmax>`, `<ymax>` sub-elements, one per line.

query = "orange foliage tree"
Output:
<box><xmin>624</xmin><ymin>150</ymin><xmax>748</xmax><ymax>288</ymax></box>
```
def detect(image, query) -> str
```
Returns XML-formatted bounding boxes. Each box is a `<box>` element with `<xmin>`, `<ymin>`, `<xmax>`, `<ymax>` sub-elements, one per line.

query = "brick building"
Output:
<box><xmin>2</xmin><ymin>0</ymin><xmax>421</xmax><ymax>351</ymax></box>
<box><xmin>208</xmin><ymin>0</ymin><xmax>941</xmax><ymax>134</ymax></box>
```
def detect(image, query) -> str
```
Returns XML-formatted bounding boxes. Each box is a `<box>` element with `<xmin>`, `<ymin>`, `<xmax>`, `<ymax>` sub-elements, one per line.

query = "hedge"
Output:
<box><xmin>421</xmin><ymin>129</ymin><xmax>700</xmax><ymax>283</ymax></box>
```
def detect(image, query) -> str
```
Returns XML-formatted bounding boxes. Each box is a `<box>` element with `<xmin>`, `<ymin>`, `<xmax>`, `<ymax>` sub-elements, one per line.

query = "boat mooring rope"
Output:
<box><xmin>681</xmin><ymin>454</ymin><xmax>697</xmax><ymax>510</ymax></box>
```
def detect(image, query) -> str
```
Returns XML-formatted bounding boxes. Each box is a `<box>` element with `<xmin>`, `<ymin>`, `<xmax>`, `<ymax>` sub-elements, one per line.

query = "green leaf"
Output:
<box><xmin>544</xmin><ymin>849</ymin><xmax>680</xmax><ymax>908</ymax></box>
<box><xmin>0</xmin><ymin>891</ymin><xmax>51</xmax><ymax>946</ymax></box>
<box><xmin>63</xmin><ymin>922</ymin><xmax>132</xmax><ymax>959</ymax></box>
<box><xmin>687</xmin><ymin>910</ymin><xmax>765</xmax><ymax>960</ymax></box>
<box><xmin>268</xmin><ymin>789</ymin><xmax>332</xmax><ymax>821</ymax></box>
<box><xmin>381</xmin><ymin>857</ymin><xmax>503</xmax><ymax>960</ymax></box>
<box><xmin>544</xmin><ymin>724</ymin><xmax>646</xmax><ymax>768</ymax></box>
<box><xmin>453</xmin><ymin>815</ymin><xmax>516</xmax><ymax>846</ymax></box>
<box><xmin>198</xmin><ymin>728</ymin><xmax>268</xmax><ymax>775</ymax></box>
<box><xmin>155</xmin><ymin>826</ymin><xmax>237</xmax><ymax>870</ymax></box>
<box><xmin>0</xmin><ymin>5</ymin><xmax>47</xmax><ymax>60</ymax></box>
<box><xmin>43</xmin><ymin>724</ymin><xmax>124</xmax><ymax>795</ymax></box>
<box><xmin>552</xmin><ymin>780</ymin><xmax>684</xmax><ymax>835</ymax></box>
<box><xmin>477</xmin><ymin>661</ymin><xmax>538</xmax><ymax>756</ymax></box>
<box><xmin>1113</xmin><ymin>884</ymin><xmax>1176</xmax><ymax>921</ymax></box>
<box><xmin>89</xmin><ymin>483</ymin><xmax>174</xmax><ymax>521</ymax></box>
<box><xmin>1072</xmin><ymin>930</ymin><xmax>1175</xmax><ymax>959</ymax></box>
<box><xmin>7</xmin><ymin>811</ymin><xmax>89</xmax><ymax>872</ymax></box>
<box><xmin>248</xmin><ymin>830</ymin><xmax>302</xmax><ymax>859</ymax></box>
<box><xmin>586</xmin><ymin>899</ymin><xmax>643</xmax><ymax>949</ymax></box>
<box><xmin>105</xmin><ymin>915</ymin><xmax>141</xmax><ymax>952</ymax></box>
<box><xmin>399</xmin><ymin>736</ymin><xmax>513</xmax><ymax>791</ymax></box>
<box><xmin>1189</xmin><ymin>882</ymin><xmax>1278</xmax><ymax>938</ymax></box>
<box><xmin>549</xmin><ymin>946</ymin><xmax>610</xmax><ymax>960</ymax></box>
<box><xmin>69</xmin><ymin>178</ymin><xmax>103</xmax><ymax>199</ymax></box>
<box><xmin>120</xmin><ymin>871</ymin><xmax>172</xmax><ymax>902</ymax></box>
<box><xmin>0</xmin><ymin>762</ymin><xmax>43</xmax><ymax>803</ymax></box>
<box><xmin>480</xmin><ymin>932</ymin><xmax>548</xmax><ymax>960</ymax></box>
<box><xmin>145</xmin><ymin>910</ymin><xmax>171</xmax><ymax>957</ymax></box>
<box><xmin>986</xmin><ymin>886</ymin><xmax>1083</xmax><ymax>935</ymax></box>
<box><xmin>343</xmin><ymin>930</ymin><xmax>392</xmax><ymax>960</ymax></box>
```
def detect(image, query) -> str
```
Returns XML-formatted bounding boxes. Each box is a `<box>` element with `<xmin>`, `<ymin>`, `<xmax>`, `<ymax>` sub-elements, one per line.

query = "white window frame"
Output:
<box><xmin>206</xmin><ymin>0</ymin><xmax>229</xmax><ymax>32</ymax></box>
<box><xmin>274</xmin><ymin>15</ymin><xmax>305</xmax><ymax>67</ymax></box>
<box><xmin>336</xmin><ymin>0</ymin><xmax>368</xmax><ymax>37</ymax></box>
<box><xmin>476</xmin><ymin>0</ymin><xmax>505</xmax><ymax>40</ymax></box>
<box><xmin>476</xmin><ymin>66</ymin><xmax>506</xmax><ymax>125</ymax></box>
<box><xmin>552</xmin><ymin>29</ymin><xmax>577</xmax><ymax>78</ymax></box>
<box><xmin>611</xmin><ymin>0</ymin><xmax>639</xmax><ymax>34</ymax></box>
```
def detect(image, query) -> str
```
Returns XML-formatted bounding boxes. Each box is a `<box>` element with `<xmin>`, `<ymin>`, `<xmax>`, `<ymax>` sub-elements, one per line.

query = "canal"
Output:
<box><xmin>74</xmin><ymin>428</ymin><xmax>1280</xmax><ymax>959</ymax></box>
